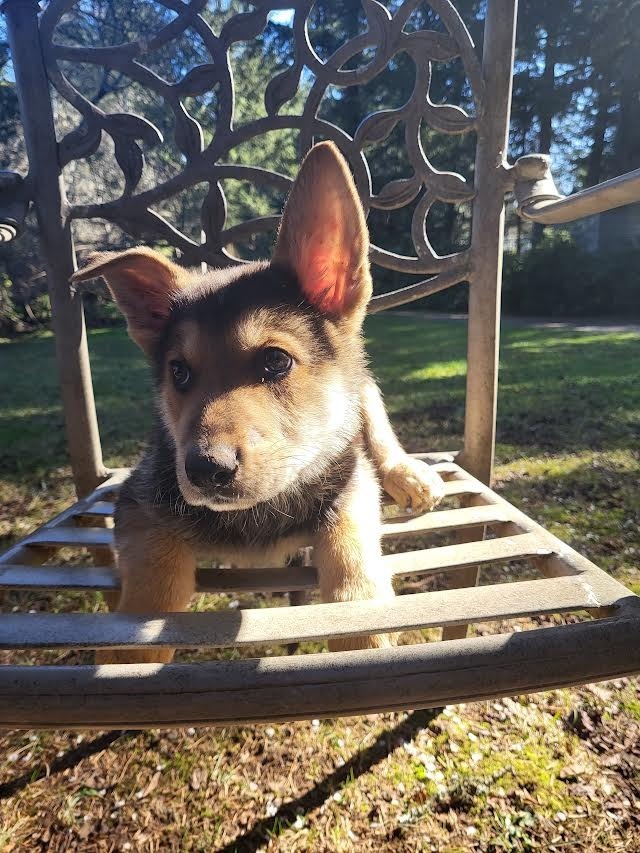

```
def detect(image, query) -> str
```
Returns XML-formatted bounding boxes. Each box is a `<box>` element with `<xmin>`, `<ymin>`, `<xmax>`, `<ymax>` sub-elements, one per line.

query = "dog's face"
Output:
<box><xmin>72</xmin><ymin>143</ymin><xmax>373</xmax><ymax>510</ymax></box>
<box><xmin>154</xmin><ymin>264</ymin><xmax>365</xmax><ymax>510</ymax></box>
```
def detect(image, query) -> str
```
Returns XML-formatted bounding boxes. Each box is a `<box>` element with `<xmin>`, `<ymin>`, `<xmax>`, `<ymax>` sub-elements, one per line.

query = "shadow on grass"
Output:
<box><xmin>216</xmin><ymin>707</ymin><xmax>442</xmax><ymax>853</ymax></box>
<box><xmin>0</xmin><ymin>729</ymin><xmax>137</xmax><ymax>800</ymax></box>
<box><xmin>0</xmin><ymin>708</ymin><xmax>441</xmax><ymax>848</ymax></box>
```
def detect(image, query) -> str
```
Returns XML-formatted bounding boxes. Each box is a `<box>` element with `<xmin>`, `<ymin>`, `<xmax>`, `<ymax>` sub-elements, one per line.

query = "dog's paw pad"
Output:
<box><xmin>383</xmin><ymin>458</ymin><xmax>445</xmax><ymax>512</ymax></box>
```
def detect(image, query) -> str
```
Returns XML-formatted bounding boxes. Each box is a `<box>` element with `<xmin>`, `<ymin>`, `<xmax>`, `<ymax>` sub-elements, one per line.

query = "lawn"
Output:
<box><xmin>0</xmin><ymin>314</ymin><xmax>639</xmax><ymax>851</ymax></box>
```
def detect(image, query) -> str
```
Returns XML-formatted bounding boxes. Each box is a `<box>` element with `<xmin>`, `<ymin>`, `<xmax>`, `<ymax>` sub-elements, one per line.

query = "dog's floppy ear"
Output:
<box><xmin>274</xmin><ymin>141</ymin><xmax>371</xmax><ymax>322</ymax></box>
<box><xmin>70</xmin><ymin>247</ymin><xmax>187</xmax><ymax>355</ymax></box>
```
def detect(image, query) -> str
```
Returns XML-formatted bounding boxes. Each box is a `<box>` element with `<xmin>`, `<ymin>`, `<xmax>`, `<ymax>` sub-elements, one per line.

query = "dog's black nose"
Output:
<box><xmin>185</xmin><ymin>445</ymin><xmax>239</xmax><ymax>489</ymax></box>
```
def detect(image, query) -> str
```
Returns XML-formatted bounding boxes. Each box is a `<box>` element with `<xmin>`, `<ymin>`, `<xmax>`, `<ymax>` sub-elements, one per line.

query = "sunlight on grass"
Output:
<box><xmin>402</xmin><ymin>358</ymin><xmax>467</xmax><ymax>381</ymax></box>
<box><xmin>505</xmin><ymin>331</ymin><xmax>639</xmax><ymax>349</ymax></box>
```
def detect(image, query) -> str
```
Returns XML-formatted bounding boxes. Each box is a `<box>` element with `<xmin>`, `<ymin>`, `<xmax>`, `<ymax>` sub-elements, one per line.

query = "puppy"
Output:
<box><xmin>71</xmin><ymin>142</ymin><xmax>444</xmax><ymax>663</ymax></box>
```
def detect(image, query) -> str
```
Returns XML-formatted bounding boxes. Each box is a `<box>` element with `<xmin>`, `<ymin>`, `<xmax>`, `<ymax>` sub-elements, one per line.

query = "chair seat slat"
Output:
<box><xmin>386</xmin><ymin>532</ymin><xmax>550</xmax><ymax>575</ymax></box>
<box><xmin>78</xmin><ymin>501</ymin><xmax>115</xmax><ymax>517</ymax></box>
<box><xmin>0</xmin><ymin>575</ymin><xmax>619</xmax><ymax>651</ymax></box>
<box><xmin>26</xmin><ymin>527</ymin><xmax>114</xmax><ymax>548</ymax></box>
<box><xmin>0</xmin><ymin>530</ymin><xmax>543</xmax><ymax>593</ymax></box>
<box><xmin>382</xmin><ymin>504</ymin><xmax>510</xmax><ymax>536</ymax></box>
<box><xmin>0</xmin><ymin>564</ymin><xmax>318</xmax><ymax>593</ymax></box>
<box><xmin>0</xmin><ymin>565</ymin><xmax>119</xmax><ymax>590</ymax></box>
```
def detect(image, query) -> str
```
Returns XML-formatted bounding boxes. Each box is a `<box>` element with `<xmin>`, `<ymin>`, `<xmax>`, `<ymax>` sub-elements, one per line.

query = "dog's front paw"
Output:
<box><xmin>383</xmin><ymin>457</ymin><xmax>445</xmax><ymax>513</ymax></box>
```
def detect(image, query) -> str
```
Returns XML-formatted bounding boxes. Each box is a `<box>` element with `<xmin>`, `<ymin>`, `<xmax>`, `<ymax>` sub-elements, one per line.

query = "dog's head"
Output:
<box><xmin>72</xmin><ymin>143</ymin><xmax>372</xmax><ymax>510</ymax></box>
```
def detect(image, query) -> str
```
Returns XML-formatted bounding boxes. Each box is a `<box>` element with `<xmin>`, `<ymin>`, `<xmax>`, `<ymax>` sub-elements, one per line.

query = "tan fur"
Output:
<box><xmin>274</xmin><ymin>142</ymin><xmax>372</xmax><ymax>326</ymax></box>
<box><xmin>361</xmin><ymin>377</ymin><xmax>445</xmax><ymax>511</ymax></box>
<box><xmin>96</xmin><ymin>509</ymin><xmax>196</xmax><ymax>664</ymax></box>
<box><xmin>71</xmin><ymin>248</ymin><xmax>188</xmax><ymax>355</ymax></box>
<box><xmin>313</xmin><ymin>450</ymin><xmax>396</xmax><ymax>651</ymax></box>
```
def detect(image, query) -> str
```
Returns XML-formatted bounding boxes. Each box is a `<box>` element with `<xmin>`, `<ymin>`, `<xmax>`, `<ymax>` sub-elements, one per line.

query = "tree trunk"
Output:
<box><xmin>585</xmin><ymin>83</ymin><xmax>612</xmax><ymax>186</ymax></box>
<box><xmin>613</xmin><ymin>68</ymin><xmax>640</xmax><ymax>176</ymax></box>
<box><xmin>532</xmin><ymin>29</ymin><xmax>557</xmax><ymax>247</ymax></box>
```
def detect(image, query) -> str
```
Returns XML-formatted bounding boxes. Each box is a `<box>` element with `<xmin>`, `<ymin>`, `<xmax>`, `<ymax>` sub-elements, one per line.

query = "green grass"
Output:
<box><xmin>2</xmin><ymin>315</ymin><xmax>638</xmax><ymax>475</ymax></box>
<box><xmin>0</xmin><ymin>327</ymin><xmax>152</xmax><ymax>484</ymax></box>
<box><xmin>0</xmin><ymin>314</ymin><xmax>639</xmax><ymax>851</ymax></box>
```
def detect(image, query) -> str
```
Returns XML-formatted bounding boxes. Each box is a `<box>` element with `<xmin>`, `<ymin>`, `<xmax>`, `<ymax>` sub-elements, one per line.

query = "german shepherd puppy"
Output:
<box><xmin>72</xmin><ymin>142</ymin><xmax>444</xmax><ymax>663</ymax></box>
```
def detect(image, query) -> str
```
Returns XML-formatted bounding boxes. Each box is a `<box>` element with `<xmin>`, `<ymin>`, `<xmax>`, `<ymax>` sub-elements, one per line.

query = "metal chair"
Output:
<box><xmin>1</xmin><ymin>0</ymin><xmax>639</xmax><ymax>729</ymax></box>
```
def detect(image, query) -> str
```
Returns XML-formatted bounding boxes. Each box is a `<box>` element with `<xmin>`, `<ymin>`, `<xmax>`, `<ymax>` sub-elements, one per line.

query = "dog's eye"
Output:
<box><xmin>169</xmin><ymin>359</ymin><xmax>191</xmax><ymax>390</ymax></box>
<box><xmin>262</xmin><ymin>347</ymin><xmax>293</xmax><ymax>379</ymax></box>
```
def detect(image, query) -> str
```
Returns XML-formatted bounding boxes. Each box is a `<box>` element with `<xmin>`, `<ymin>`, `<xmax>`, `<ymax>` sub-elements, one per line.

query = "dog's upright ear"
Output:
<box><xmin>274</xmin><ymin>141</ymin><xmax>371</xmax><ymax>324</ymax></box>
<box><xmin>70</xmin><ymin>247</ymin><xmax>187</xmax><ymax>355</ymax></box>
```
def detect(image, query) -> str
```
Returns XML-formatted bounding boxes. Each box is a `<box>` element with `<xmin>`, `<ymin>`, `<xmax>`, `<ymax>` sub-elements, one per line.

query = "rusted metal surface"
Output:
<box><xmin>0</xmin><ymin>576</ymin><xmax>624</xmax><ymax>651</ymax></box>
<box><xmin>441</xmin><ymin>0</ymin><xmax>518</xmax><ymax>640</ymax></box>
<box><xmin>3</xmin><ymin>615</ymin><xmax>640</xmax><ymax>729</ymax></box>
<box><xmin>461</xmin><ymin>0</ymin><xmax>516</xmax><ymax>488</ymax></box>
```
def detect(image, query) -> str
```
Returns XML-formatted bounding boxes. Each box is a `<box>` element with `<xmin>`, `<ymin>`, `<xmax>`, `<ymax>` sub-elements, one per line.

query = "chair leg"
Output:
<box><xmin>287</xmin><ymin>591</ymin><xmax>311</xmax><ymax>653</ymax></box>
<box><xmin>287</xmin><ymin>550</ymin><xmax>313</xmax><ymax>653</ymax></box>
<box><xmin>4</xmin><ymin>0</ymin><xmax>107</xmax><ymax>499</ymax></box>
<box><xmin>289</xmin><ymin>590</ymin><xmax>311</xmax><ymax>607</ymax></box>
<box><xmin>82</xmin><ymin>514</ymin><xmax>118</xmax><ymax>610</ymax></box>
<box><xmin>441</xmin><ymin>525</ymin><xmax>482</xmax><ymax>641</ymax></box>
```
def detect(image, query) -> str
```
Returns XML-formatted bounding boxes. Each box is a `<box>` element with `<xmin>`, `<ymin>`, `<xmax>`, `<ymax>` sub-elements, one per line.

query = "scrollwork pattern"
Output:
<box><xmin>41</xmin><ymin>0</ymin><xmax>482</xmax><ymax>303</ymax></box>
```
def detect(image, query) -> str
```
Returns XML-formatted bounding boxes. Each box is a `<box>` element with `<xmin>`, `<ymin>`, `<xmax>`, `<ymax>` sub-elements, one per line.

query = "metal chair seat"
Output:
<box><xmin>2</xmin><ymin>454</ymin><xmax>638</xmax><ymax>729</ymax></box>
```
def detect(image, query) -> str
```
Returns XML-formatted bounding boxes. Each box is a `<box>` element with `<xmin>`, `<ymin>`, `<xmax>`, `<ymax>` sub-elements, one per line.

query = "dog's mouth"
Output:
<box><xmin>198</xmin><ymin>491</ymin><xmax>260</xmax><ymax>511</ymax></box>
<box><xmin>175</xmin><ymin>465</ymin><xmax>278</xmax><ymax>512</ymax></box>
